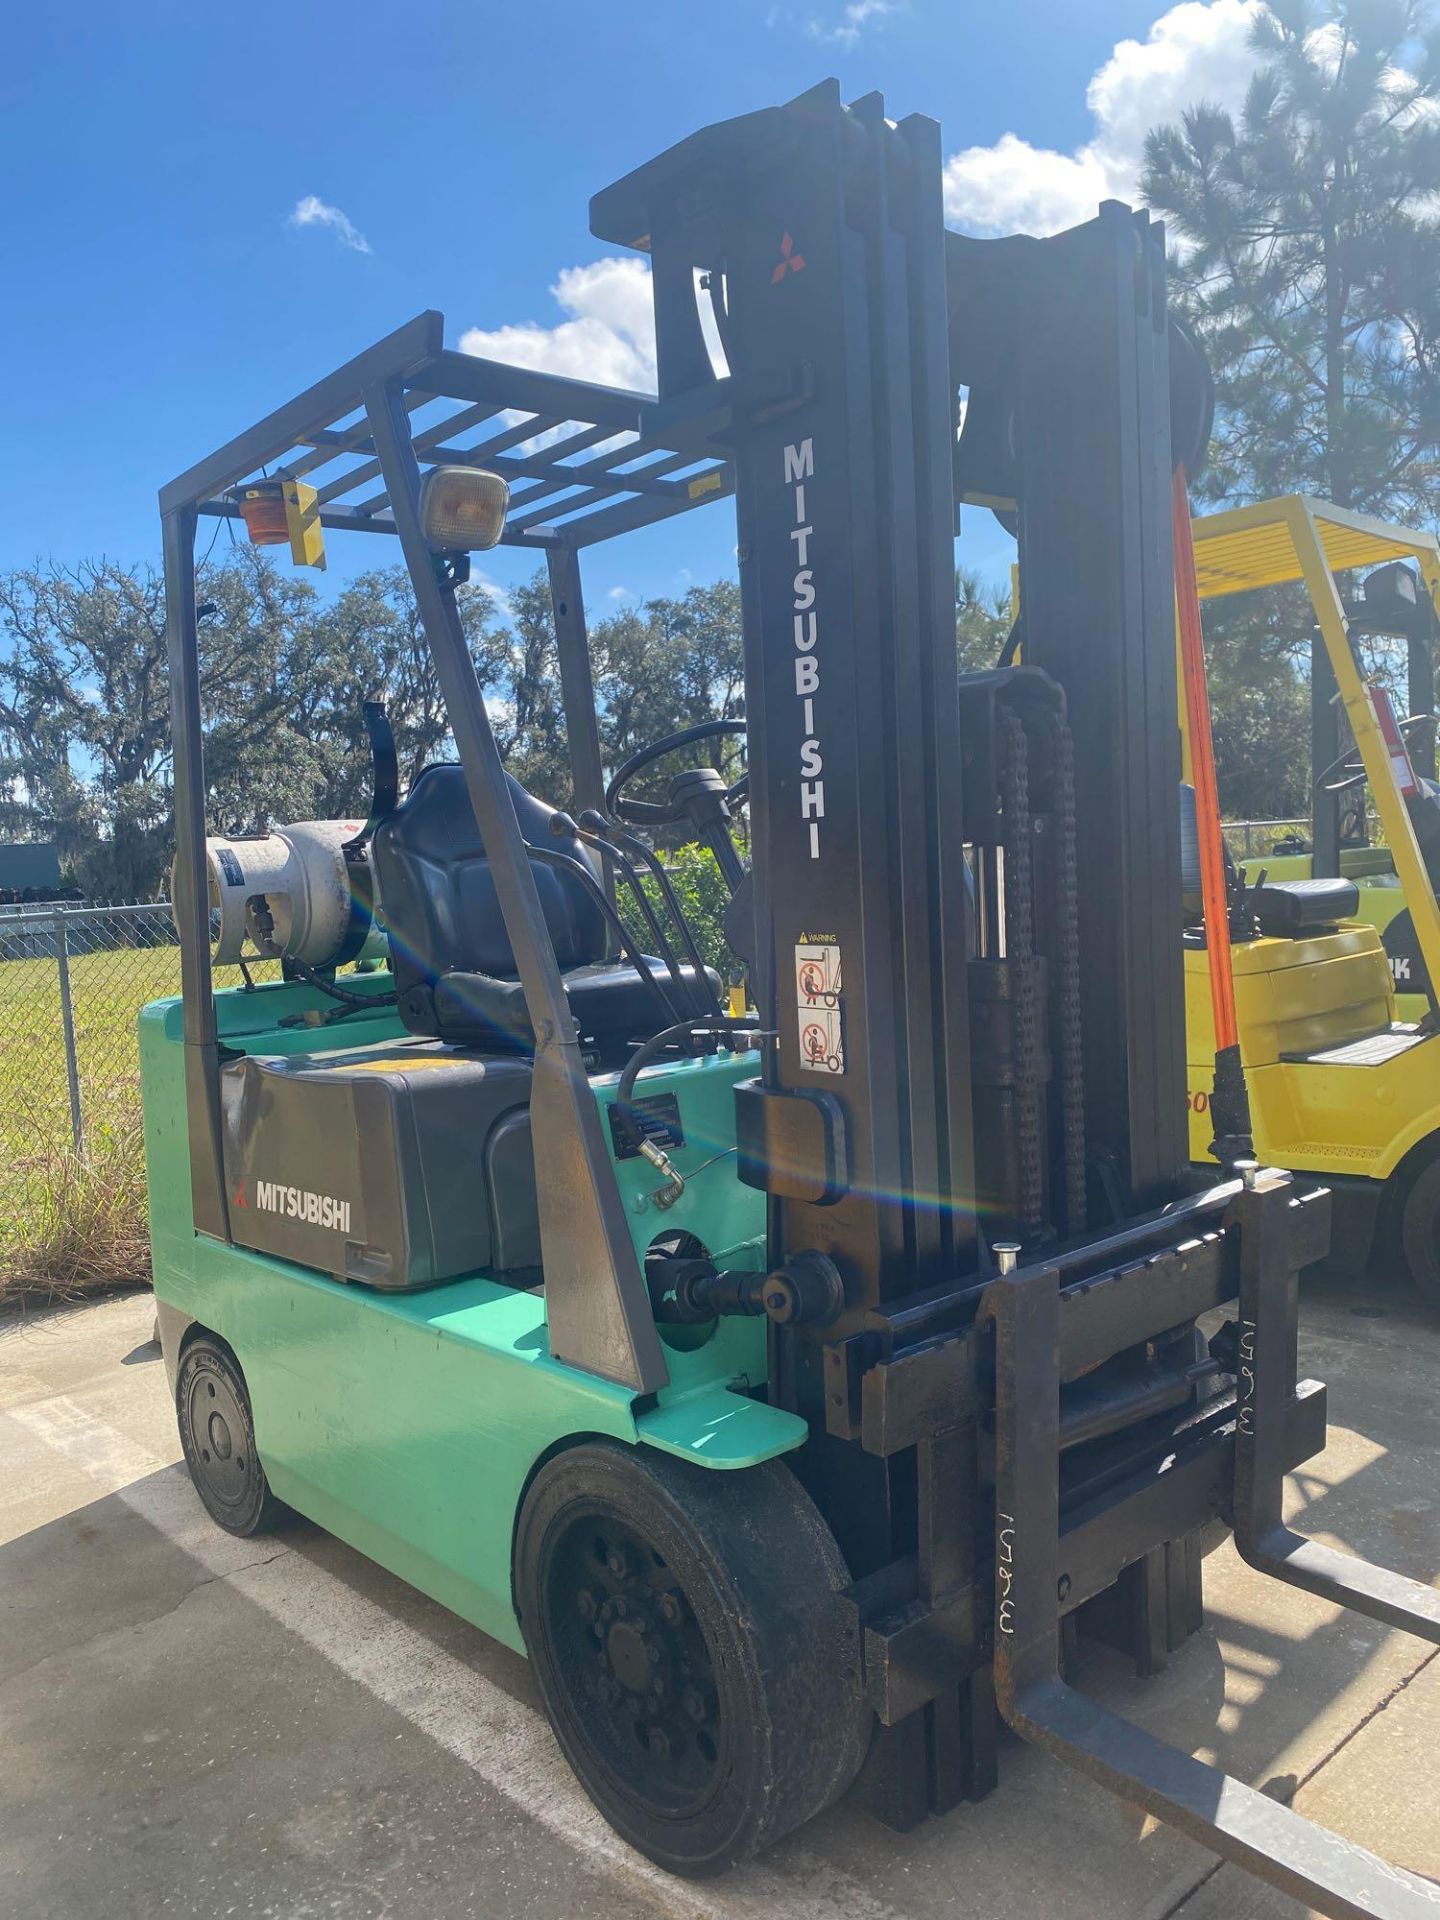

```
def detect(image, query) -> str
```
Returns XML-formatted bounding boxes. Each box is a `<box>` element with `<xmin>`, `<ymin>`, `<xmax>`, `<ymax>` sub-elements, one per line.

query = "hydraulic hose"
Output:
<box><xmin>552</xmin><ymin>813</ymin><xmax>701</xmax><ymax>1021</ymax></box>
<box><xmin>613</xmin><ymin>1016</ymin><xmax>763</xmax><ymax>1153</ymax></box>
<box><xmin>286</xmin><ymin>956</ymin><xmax>397</xmax><ymax>1011</ymax></box>
<box><xmin>523</xmin><ymin>843</ymin><xmax>687</xmax><ymax>1032</ymax></box>
<box><xmin>576</xmin><ymin>811</ymin><xmax>720</xmax><ymax>1016</ymax></box>
<box><xmin>1173</xmin><ymin>466</ymin><xmax>1253</xmax><ymax>1164</ymax></box>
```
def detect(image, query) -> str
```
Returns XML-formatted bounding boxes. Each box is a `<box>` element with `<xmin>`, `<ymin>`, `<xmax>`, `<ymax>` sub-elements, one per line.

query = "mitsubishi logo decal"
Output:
<box><xmin>771</xmin><ymin>231</ymin><xmax>807</xmax><ymax>283</ymax></box>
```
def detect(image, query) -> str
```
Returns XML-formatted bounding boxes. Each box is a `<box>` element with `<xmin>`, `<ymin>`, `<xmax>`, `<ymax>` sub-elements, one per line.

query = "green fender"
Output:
<box><xmin>634</xmin><ymin>1383</ymin><xmax>809</xmax><ymax>1467</ymax></box>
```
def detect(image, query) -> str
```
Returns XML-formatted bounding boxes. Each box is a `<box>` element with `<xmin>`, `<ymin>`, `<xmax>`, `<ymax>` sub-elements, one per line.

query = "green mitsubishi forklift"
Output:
<box><xmin>146</xmin><ymin>81</ymin><xmax>1440</xmax><ymax>1913</ymax></box>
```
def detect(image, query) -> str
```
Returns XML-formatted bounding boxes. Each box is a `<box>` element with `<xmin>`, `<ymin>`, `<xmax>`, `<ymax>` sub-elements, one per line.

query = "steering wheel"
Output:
<box><xmin>606</xmin><ymin>718</ymin><xmax>749</xmax><ymax>826</ymax></box>
<box><xmin>1317</xmin><ymin>715</ymin><xmax>1436</xmax><ymax>794</ymax></box>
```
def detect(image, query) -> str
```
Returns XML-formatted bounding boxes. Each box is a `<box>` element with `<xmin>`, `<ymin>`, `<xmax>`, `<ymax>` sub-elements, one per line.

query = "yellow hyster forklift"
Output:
<box><xmin>1212</xmin><ymin>512</ymin><xmax>1440</xmax><ymax>1022</ymax></box>
<box><xmin>146</xmin><ymin>83</ymin><xmax>1440</xmax><ymax>1913</ymax></box>
<box><xmin>1180</xmin><ymin>496</ymin><xmax>1440</xmax><ymax>1306</ymax></box>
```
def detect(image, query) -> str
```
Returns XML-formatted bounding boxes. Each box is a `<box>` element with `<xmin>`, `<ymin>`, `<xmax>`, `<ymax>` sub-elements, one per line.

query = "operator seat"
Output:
<box><xmin>372</xmin><ymin>764</ymin><xmax>715</xmax><ymax>1055</ymax></box>
<box><xmin>1248</xmin><ymin>876</ymin><xmax>1360</xmax><ymax>939</ymax></box>
<box><xmin>1180</xmin><ymin>786</ymin><xmax>1358</xmax><ymax>937</ymax></box>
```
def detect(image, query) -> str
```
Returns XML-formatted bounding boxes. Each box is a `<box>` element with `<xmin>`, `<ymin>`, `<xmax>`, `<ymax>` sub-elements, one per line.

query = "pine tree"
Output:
<box><xmin>1143</xmin><ymin>0</ymin><xmax>1440</xmax><ymax>515</ymax></box>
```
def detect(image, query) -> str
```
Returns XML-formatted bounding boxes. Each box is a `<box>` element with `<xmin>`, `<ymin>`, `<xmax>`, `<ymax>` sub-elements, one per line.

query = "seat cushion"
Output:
<box><xmin>1251</xmin><ymin>877</ymin><xmax>1360</xmax><ymax>938</ymax></box>
<box><xmin>429</xmin><ymin>959</ymin><xmax>721</xmax><ymax>1052</ymax></box>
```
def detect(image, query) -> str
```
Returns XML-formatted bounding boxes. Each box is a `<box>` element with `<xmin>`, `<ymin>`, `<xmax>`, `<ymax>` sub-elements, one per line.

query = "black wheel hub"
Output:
<box><xmin>185</xmin><ymin>1367</ymin><xmax>255</xmax><ymax>1519</ymax></box>
<box><xmin>552</xmin><ymin>1516</ymin><xmax>722</xmax><ymax>1811</ymax></box>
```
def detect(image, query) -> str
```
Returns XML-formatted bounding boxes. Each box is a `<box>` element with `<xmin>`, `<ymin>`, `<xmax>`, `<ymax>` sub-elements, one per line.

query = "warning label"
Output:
<box><xmin>794</xmin><ymin>935</ymin><xmax>844</xmax><ymax>1075</ymax></box>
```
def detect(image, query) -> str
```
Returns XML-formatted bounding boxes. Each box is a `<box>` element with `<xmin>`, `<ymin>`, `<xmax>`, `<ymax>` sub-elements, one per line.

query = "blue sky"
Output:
<box><xmin>0</xmin><ymin>0</ymin><xmax>1266</xmax><ymax>612</ymax></box>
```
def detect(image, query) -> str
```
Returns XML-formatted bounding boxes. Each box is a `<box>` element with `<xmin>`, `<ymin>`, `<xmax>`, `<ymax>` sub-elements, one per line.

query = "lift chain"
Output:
<box><xmin>1000</xmin><ymin>707</ymin><xmax>1045</xmax><ymax>1235</ymax></box>
<box><xmin>1046</xmin><ymin>708</ymin><xmax>1087</xmax><ymax>1236</ymax></box>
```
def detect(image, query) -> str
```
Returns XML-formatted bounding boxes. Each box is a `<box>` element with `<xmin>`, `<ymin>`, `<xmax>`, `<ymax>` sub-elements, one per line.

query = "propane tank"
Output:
<box><xmin>205</xmin><ymin>820</ymin><xmax>383</xmax><ymax>967</ymax></box>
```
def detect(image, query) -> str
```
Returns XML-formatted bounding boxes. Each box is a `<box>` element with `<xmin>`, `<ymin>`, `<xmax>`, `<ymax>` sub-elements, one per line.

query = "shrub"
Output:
<box><xmin>1</xmin><ymin>1119</ymin><xmax>150</xmax><ymax>1304</ymax></box>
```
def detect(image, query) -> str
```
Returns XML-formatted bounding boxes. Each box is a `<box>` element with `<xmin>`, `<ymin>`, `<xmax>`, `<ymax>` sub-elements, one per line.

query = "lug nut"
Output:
<box><xmin>650</xmin><ymin>1676</ymin><xmax>666</xmax><ymax>1699</ymax></box>
<box><xmin>613</xmin><ymin>1596</ymin><xmax>629</xmax><ymax>1618</ymax></box>
<box><xmin>682</xmin><ymin>1686</ymin><xmax>708</xmax><ymax>1723</ymax></box>
<box><xmin>607</xmin><ymin>1547</ymin><xmax>630</xmax><ymax>1579</ymax></box>
<box><xmin>577</xmin><ymin>1587</ymin><xmax>598</xmax><ymax>1621</ymax></box>
<box><xmin>658</xmin><ymin>1592</ymin><xmax>683</xmax><ymax>1626</ymax></box>
<box><xmin>646</xmin><ymin>1726</ymin><xmax>672</xmax><ymax>1759</ymax></box>
<box><xmin>646</xmin><ymin>1642</ymin><xmax>662</xmax><ymax>1667</ymax></box>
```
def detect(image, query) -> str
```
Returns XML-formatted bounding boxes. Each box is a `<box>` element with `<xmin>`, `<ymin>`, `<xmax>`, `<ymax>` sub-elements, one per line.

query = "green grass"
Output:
<box><xmin>0</xmin><ymin>940</ymin><xmax>273</xmax><ymax>1300</ymax></box>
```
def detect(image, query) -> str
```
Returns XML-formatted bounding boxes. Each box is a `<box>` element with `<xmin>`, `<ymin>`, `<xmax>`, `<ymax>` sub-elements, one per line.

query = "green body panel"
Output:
<box><xmin>140</xmin><ymin>982</ymin><xmax>791</xmax><ymax>1654</ymax></box>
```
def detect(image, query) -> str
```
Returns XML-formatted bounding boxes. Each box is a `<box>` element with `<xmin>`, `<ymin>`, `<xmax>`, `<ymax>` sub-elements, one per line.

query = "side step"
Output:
<box><xmin>984</xmin><ymin>1200</ymin><xmax>1440</xmax><ymax>1920</ymax></box>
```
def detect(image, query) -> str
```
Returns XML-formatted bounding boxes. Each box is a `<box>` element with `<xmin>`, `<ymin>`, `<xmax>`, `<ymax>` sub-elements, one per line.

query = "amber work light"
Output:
<box><xmin>418</xmin><ymin>466</ymin><xmax>509</xmax><ymax>551</ymax></box>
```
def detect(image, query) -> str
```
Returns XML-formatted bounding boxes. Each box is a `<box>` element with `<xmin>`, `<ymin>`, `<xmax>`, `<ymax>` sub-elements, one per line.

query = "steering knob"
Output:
<box><xmin>668</xmin><ymin>767</ymin><xmax>731</xmax><ymax>808</ymax></box>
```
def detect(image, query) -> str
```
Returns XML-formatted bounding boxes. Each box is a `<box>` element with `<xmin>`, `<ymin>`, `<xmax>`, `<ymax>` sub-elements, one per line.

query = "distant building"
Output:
<box><xmin>0</xmin><ymin>842</ymin><xmax>65</xmax><ymax>901</ymax></box>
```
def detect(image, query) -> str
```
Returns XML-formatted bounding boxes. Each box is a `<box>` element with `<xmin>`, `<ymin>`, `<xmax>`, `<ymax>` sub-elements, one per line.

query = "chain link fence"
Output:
<box><xmin>1222</xmin><ymin>819</ymin><xmax>1312</xmax><ymax>864</ymax></box>
<box><xmin>0</xmin><ymin>903</ymin><xmax>278</xmax><ymax>1272</ymax></box>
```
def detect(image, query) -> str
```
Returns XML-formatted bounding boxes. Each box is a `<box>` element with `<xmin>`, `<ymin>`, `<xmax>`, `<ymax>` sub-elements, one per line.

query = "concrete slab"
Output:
<box><xmin>0</xmin><ymin>1280</ymin><xmax>1435</xmax><ymax>1920</ymax></box>
<box><xmin>1164</xmin><ymin>1656</ymin><xmax>1440</xmax><ymax>1920</ymax></box>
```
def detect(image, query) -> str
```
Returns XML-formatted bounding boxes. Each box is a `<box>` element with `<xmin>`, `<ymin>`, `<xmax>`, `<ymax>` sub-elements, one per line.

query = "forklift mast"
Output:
<box><xmin>594</xmin><ymin>81</ymin><xmax>1186</xmax><ymax>1290</ymax></box>
<box><xmin>600</xmin><ymin>85</ymin><xmax>979</xmax><ymax>1319</ymax></box>
<box><xmin>600</xmin><ymin>85</ymin><xmax>1006</xmax><ymax>1585</ymax></box>
<box><xmin>948</xmin><ymin>213</ymin><xmax>1190</xmax><ymax>1210</ymax></box>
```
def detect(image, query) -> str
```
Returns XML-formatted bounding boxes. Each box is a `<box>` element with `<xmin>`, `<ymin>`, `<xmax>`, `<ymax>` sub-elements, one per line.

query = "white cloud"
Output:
<box><xmin>288</xmin><ymin>194</ymin><xmax>372</xmax><ymax>255</ymax></box>
<box><xmin>458</xmin><ymin>256</ymin><xmax>730</xmax><ymax>409</ymax></box>
<box><xmin>810</xmin><ymin>0</ymin><xmax>899</xmax><ymax>47</ymax></box>
<box><xmin>943</xmin><ymin>0</ymin><xmax>1262</xmax><ymax>235</ymax></box>
<box><xmin>459</xmin><ymin>258</ymin><xmax>659</xmax><ymax>393</ymax></box>
<box><xmin>606</xmin><ymin>585</ymin><xmax>634</xmax><ymax>601</ymax></box>
<box><xmin>471</xmin><ymin>571</ymin><xmax>513</xmax><ymax>618</ymax></box>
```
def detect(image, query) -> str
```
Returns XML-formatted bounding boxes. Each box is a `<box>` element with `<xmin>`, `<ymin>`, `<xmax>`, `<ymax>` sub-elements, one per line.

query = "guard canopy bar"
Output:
<box><xmin>1190</xmin><ymin>494</ymin><xmax>1440</xmax><ymax>600</ymax></box>
<box><xmin>159</xmin><ymin>310</ymin><xmax>734</xmax><ymax>550</ymax></box>
<box><xmin>158</xmin><ymin>309</ymin><xmax>740</xmax><ymax>1393</ymax></box>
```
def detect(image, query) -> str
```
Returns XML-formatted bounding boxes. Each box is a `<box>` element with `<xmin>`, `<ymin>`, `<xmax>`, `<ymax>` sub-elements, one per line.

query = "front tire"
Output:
<box><xmin>175</xmin><ymin>1338</ymin><xmax>283</xmax><ymax>1537</ymax></box>
<box><xmin>514</xmin><ymin>1439</ymin><xmax>869</xmax><ymax>1877</ymax></box>
<box><xmin>1397</xmin><ymin>1152</ymin><xmax>1440</xmax><ymax>1314</ymax></box>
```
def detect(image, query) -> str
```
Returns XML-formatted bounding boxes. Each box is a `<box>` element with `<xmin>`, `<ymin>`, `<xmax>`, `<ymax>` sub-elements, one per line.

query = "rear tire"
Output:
<box><xmin>175</xmin><ymin>1338</ymin><xmax>284</xmax><ymax>1537</ymax></box>
<box><xmin>1397</xmin><ymin>1153</ymin><xmax>1440</xmax><ymax>1314</ymax></box>
<box><xmin>513</xmin><ymin>1439</ymin><xmax>869</xmax><ymax>1877</ymax></box>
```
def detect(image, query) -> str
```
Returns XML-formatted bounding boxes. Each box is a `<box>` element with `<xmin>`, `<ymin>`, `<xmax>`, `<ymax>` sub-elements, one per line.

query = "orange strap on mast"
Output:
<box><xmin>1172</xmin><ymin>466</ymin><xmax>1239</xmax><ymax>1055</ymax></box>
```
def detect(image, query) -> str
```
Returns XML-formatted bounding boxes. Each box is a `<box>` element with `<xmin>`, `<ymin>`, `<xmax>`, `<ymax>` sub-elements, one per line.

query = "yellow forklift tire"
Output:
<box><xmin>513</xmin><ymin>1439</ymin><xmax>870</xmax><ymax>1876</ymax></box>
<box><xmin>1397</xmin><ymin>1152</ymin><xmax>1440</xmax><ymax>1314</ymax></box>
<box><xmin>175</xmin><ymin>1337</ymin><xmax>286</xmax><ymax>1537</ymax></box>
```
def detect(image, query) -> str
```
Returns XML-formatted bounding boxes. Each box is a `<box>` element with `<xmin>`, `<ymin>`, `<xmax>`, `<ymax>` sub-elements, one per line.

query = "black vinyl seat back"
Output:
<box><xmin>1180</xmin><ymin>787</ymin><xmax>1358</xmax><ymax>939</ymax></box>
<box><xmin>372</xmin><ymin>762</ymin><xmax>717</xmax><ymax>1054</ymax></box>
<box><xmin>373</xmin><ymin>765</ymin><xmax>606</xmax><ymax>1029</ymax></box>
